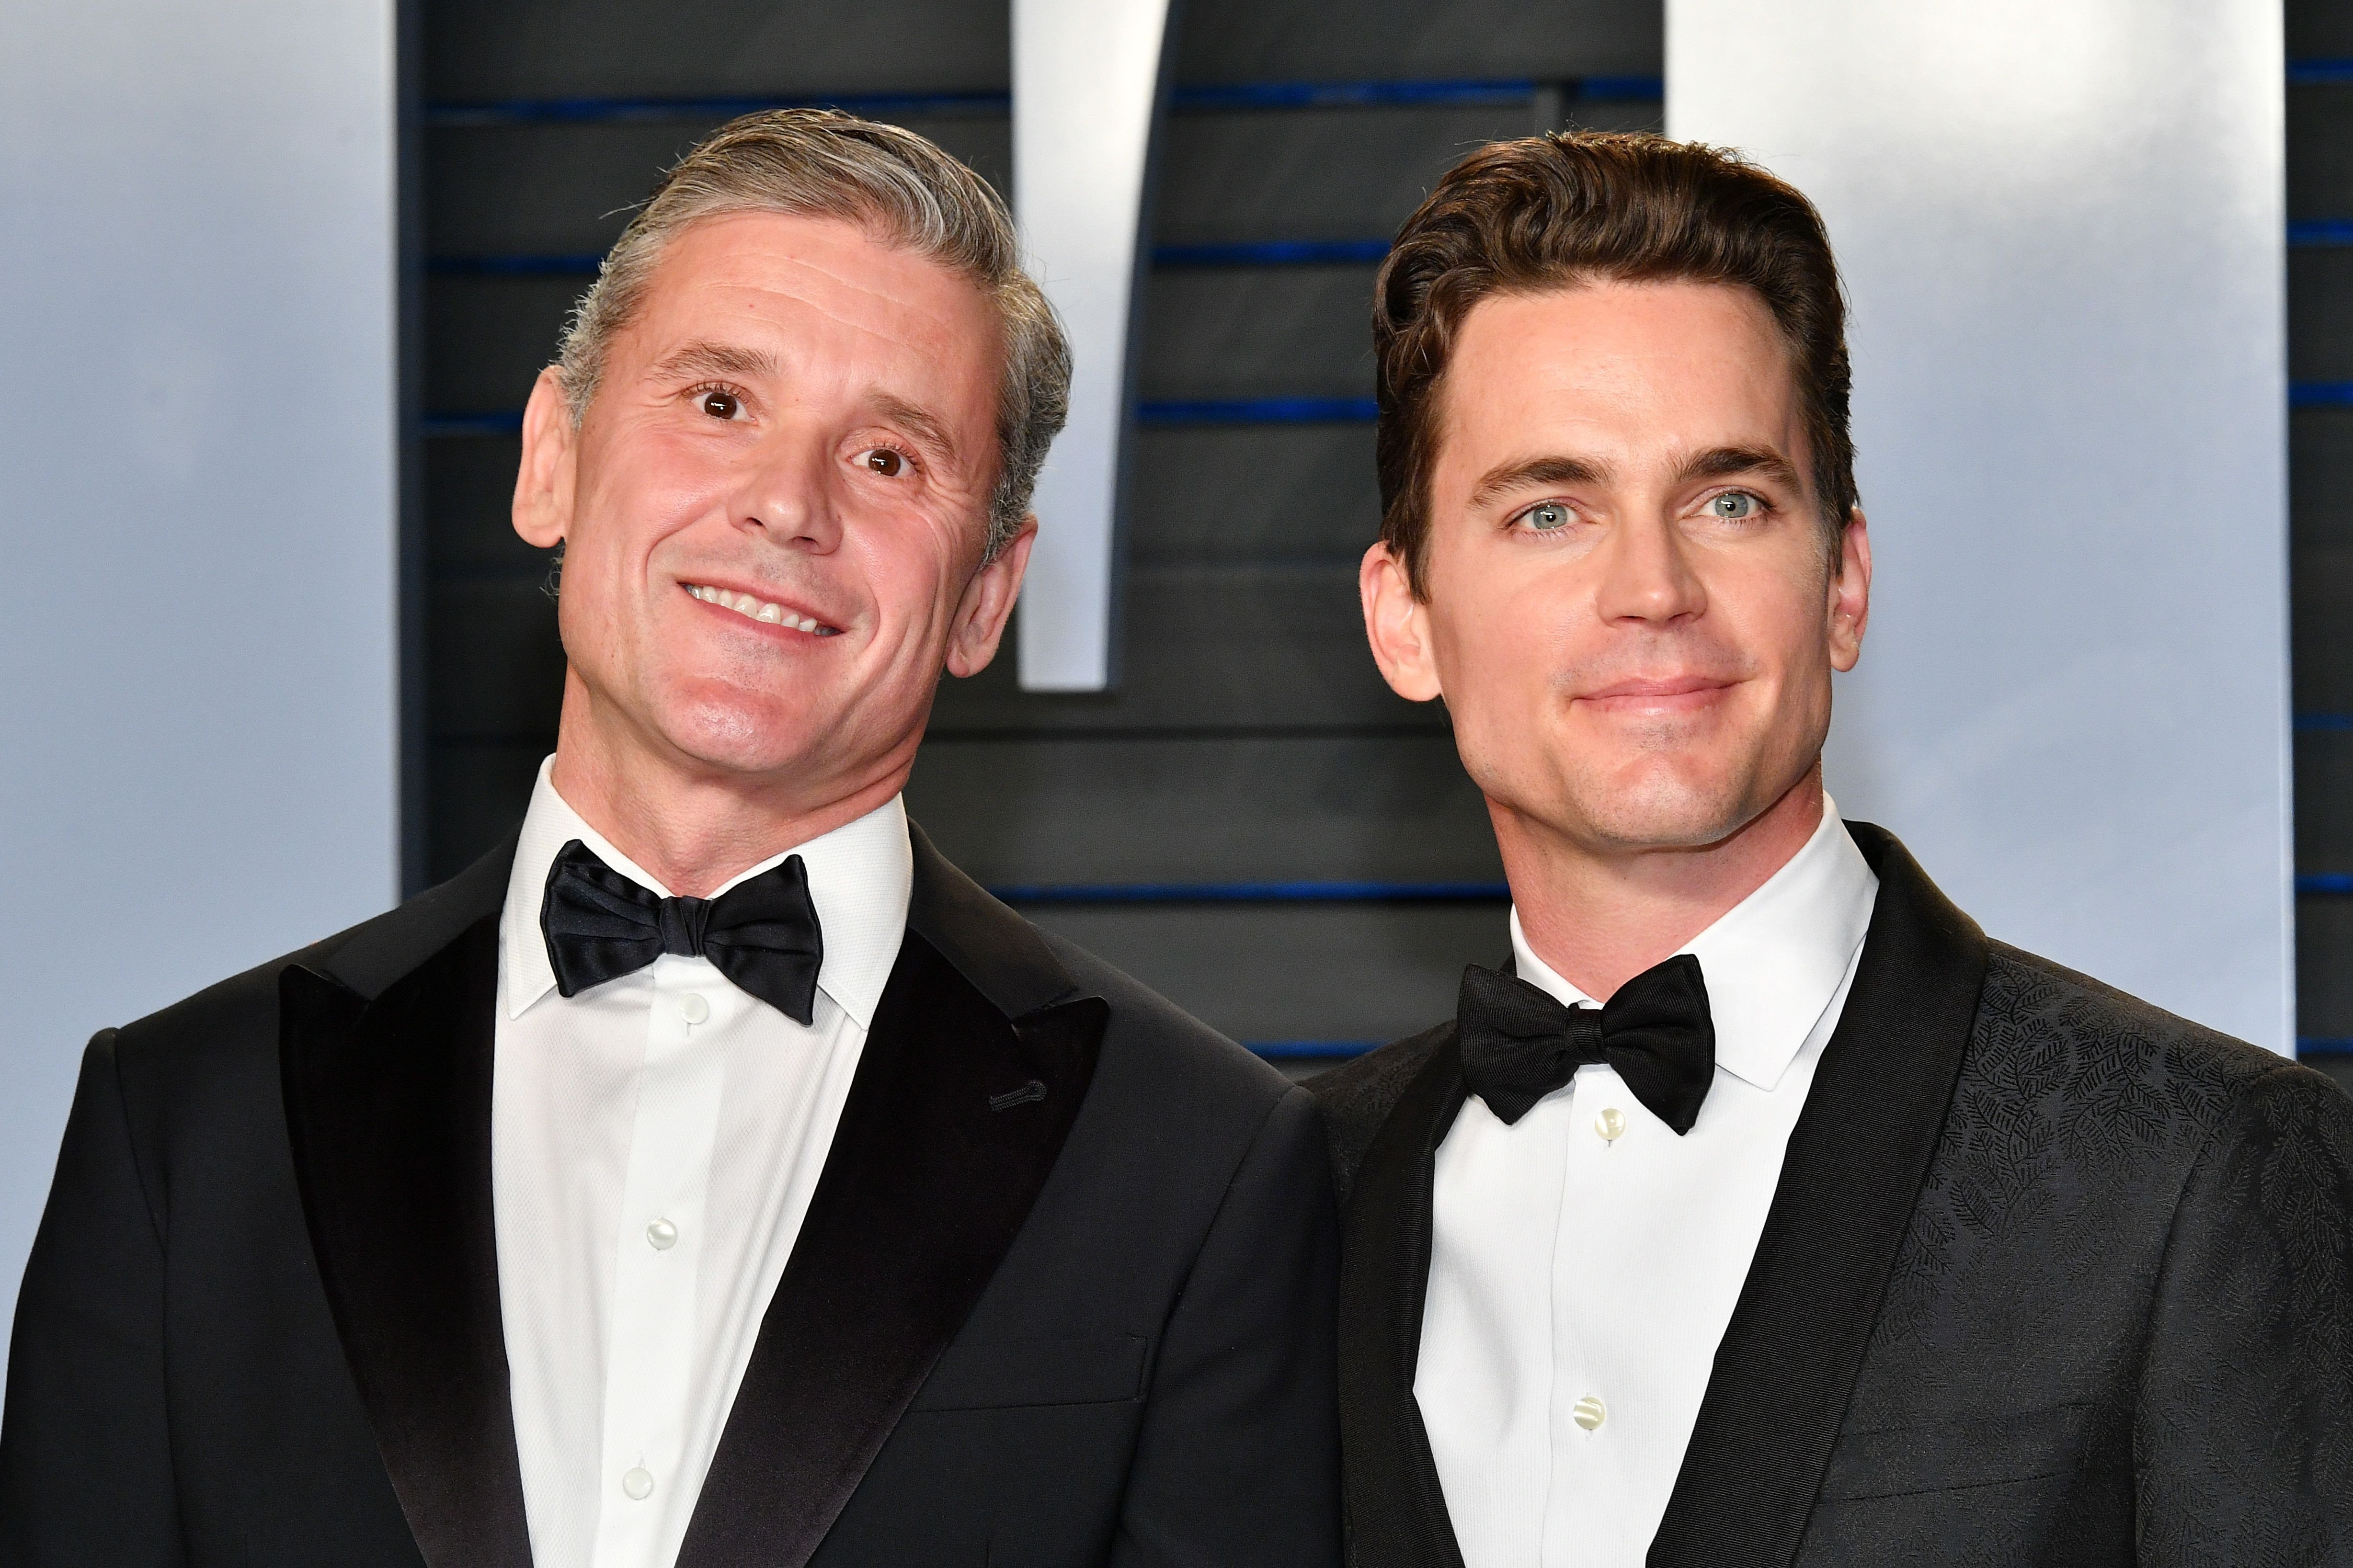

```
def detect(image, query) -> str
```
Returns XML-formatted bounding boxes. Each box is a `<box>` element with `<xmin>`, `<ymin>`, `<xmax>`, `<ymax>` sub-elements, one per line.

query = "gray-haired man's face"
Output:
<box><xmin>512</xmin><ymin>210</ymin><xmax>1027</xmax><ymax>802</ymax></box>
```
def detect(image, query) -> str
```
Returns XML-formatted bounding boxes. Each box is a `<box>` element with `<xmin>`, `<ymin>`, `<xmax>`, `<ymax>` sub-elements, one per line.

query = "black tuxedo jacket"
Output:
<box><xmin>0</xmin><ymin>825</ymin><xmax>1341</xmax><ymax>1568</ymax></box>
<box><xmin>1312</xmin><ymin>823</ymin><xmax>2353</xmax><ymax>1568</ymax></box>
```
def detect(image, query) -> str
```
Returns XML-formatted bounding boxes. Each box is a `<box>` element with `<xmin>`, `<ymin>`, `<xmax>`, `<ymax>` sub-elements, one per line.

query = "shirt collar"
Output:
<box><xmin>499</xmin><ymin>755</ymin><xmax>913</xmax><ymax>1031</ymax></box>
<box><xmin>1508</xmin><ymin>794</ymin><xmax>1879</xmax><ymax>1092</ymax></box>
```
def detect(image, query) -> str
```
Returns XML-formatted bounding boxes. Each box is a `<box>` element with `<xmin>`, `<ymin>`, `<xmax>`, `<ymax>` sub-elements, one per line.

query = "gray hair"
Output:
<box><xmin>555</xmin><ymin>108</ymin><xmax>1070</xmax><ymax>559</ymax></box>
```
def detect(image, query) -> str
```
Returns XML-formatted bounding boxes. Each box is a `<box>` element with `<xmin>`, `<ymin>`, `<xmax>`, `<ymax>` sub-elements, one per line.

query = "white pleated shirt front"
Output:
<box><xmin>491</xmin><ymin>758</ymin><xmax>911</xmax><ymax>1568</ymax></box>
<box><xmin>1416</xmin><ymin>799</ymin><xmax>1879</xmax><ymax>1568</ymax></box>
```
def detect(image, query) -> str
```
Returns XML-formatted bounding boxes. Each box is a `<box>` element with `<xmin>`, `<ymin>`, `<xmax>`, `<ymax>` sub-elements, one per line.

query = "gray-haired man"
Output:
<box><xmin>0</xmin><ymin>112</ymin><xmax>1341</xmax><ymax>1568</ymax></box>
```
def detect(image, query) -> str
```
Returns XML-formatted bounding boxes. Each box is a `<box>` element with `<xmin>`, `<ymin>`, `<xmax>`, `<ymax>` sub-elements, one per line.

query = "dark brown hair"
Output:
<box><xmin>1374</xmin><ymin>132</ymin><xmax>1855</xmax><ymax>591</ymax></box>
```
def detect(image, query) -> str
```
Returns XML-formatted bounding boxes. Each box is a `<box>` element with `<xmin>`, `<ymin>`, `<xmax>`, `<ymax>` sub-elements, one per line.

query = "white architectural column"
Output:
<box><xmin>1669</xmin><ymin>0</ymin><xmax>2291</xmax><ymax>1048</ymax></box>
<box><xmin>0</xmin><ymin>0</ymin><xmax>400</xmax><ymax>1352</ymax></box>
<box><xmin>1011</xmin><ymin>0</ymin><xmax>1177</xmax><ymax>691</ymax></box>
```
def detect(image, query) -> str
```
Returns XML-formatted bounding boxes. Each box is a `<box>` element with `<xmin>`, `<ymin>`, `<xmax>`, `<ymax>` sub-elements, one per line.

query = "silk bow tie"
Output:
<box><xmin>1455</xmin><ymin>954</ymin><xmax>1715</xmax><ymax>1135</ymax></box>
<box><xmin>539</xmin><ymin>840</ymin><xmax>825</xmax><ymax>1024</ymax></box>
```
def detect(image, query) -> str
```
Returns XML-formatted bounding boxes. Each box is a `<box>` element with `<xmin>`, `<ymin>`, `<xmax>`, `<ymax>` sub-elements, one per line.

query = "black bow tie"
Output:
<box><xmin>1456</xmin><ymin>954</ymin><xmax>1715</xmax><ymax>1135</ymax></box>
<box><xmin>539</xmin><ymin>840</ymin><xmax>825</xmax><ymax>1024</ymax></box>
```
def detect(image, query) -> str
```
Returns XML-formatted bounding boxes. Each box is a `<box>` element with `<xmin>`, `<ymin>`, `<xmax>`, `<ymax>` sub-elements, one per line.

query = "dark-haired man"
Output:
<box><xmin>0</xmin><ymin>112</ymin><xmax>1340</xmax><ymax>1568</ymax></box>
<box><xmin>1316</xmin><ymin>132</ymin><xmax>2353</xmax><ymax>1568</ymax></box>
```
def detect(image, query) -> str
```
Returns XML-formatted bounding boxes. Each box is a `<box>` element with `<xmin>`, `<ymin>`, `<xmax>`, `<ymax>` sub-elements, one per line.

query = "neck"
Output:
<box><xmin>548</xmin><ymin>675</ymin><xmax>914</xmax><ymax>898</ymax></box>
<box><xmin>1497</xmin><ymin>762</ymin><xmax>1826</xmax><ymax>1001</ymax></box>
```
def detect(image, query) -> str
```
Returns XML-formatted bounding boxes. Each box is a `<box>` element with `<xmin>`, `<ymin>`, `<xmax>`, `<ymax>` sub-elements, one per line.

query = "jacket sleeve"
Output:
<box><xmin>1111</xmin><ymin>1083</ymin><xmax>1344</xmax><ymax>1568</ymax></box>
<box><xmin>0</xmin><ymin>1032</ymin><xmax>185</xmax><ymax>1568</ymax></box>
<box><xmin>2133</xmin><ymin>1063</ymin><xmax>2353</xmax><ymax>1565</ymax></box>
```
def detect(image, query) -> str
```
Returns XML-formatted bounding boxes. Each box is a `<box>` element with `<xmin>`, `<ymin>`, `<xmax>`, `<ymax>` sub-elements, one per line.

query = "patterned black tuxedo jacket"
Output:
<box><xmin>1312</xmin><ymin>822</ymin><xmax>2353</xmax><ymax>1568</ymax></box>
<box><xmin>0</xmin><ymin>825</ymin><xmax>1342</xmax><ymax>1568</ymax></box>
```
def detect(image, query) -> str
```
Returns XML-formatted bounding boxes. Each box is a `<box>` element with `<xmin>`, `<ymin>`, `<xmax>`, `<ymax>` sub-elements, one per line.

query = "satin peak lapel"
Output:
<box><xmin>1647</xmin><ymin>822</ymin><xmax>1988</xmax><ymax>1567</ymax></box>
<box><xmin>280</xmin><ymin>911</ymin><xmax>535</xmax><ymax>1568</ymax></box>
<box><xmin>1338</xmin><ymin>1026</ymin><xmax>1471</xmax><ymax>1568</ymax></box>
<box><xmin>676</xmin><ymin>921</ymin><xmax>1106</xmax><ymax>1568</ymax></box>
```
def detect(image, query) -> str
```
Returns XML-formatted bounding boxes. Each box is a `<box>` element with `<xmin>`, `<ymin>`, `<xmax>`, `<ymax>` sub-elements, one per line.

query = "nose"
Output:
<box><xmin>1592</xmin><ymin>509</ymin><xmax>1706</xmax><ymax>627</ymax></box>
<box><xmin>733</xmin><ymin>431</ymin><xmax>843</xmax><ymax>554</ymax></box>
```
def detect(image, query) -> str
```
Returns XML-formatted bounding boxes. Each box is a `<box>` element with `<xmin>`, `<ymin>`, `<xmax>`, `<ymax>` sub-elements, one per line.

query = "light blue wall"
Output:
<box><xmin>0</xmin><ymin>0</ymin><xmax>400</xmax><ymax>1358</ymax></box>
<box><xmin>1671</xmin><ymin>0</ymin><xmax>2294</xmax><ymax>1050</ymax></box>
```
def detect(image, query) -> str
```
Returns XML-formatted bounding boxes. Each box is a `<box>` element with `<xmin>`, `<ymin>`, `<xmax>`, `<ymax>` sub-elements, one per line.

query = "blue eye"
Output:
<box><xmin>1709</xmin><ymin>491</ymin><xmax>1759</xmax><ymax>519</ymax></box>
<box><xmin>1522</xmin><ymin>501</ymin><xmax>1576</xmax><ymax>531</ymax></box>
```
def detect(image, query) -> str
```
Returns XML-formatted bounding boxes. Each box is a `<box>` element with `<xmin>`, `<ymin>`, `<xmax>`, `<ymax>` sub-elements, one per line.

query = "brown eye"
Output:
<box><xmin>700</xmin><ymin>389</ymin><xmax>739</xmax><ymax>420</ymax></box>
<box><xmin>865</xmin><ymin>449</ymin><xmax>904</xmax><ymax>477</ymax></box>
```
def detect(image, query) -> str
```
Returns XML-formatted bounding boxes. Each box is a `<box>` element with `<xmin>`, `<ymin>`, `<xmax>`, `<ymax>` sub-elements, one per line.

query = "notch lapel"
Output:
<box><xmin>1338</xmin><ymin>1026</ymin><xmax>1471</xmax><ymax>1568</ymax></box>
<box><xmin>1647</xmin><ymin>822</ymin><xmax>1988</xmax><ymax>1567</ymax></box>
<box><xmin>280</xmin><ymin>895</ymin><xmax>534</xmax><ymax>1568</ymax></box>
<box><xmin>675</xmin><ymin>827</ymin><xmax>1106</xmax><ymax>1568</ymax></box>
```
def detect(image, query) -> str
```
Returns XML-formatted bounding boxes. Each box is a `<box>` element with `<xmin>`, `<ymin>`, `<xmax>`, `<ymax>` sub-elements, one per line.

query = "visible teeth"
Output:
<box><xmin>688</xmin><ymin>583</ymin><xmax>829</xmax><ymax>634</ymax></box>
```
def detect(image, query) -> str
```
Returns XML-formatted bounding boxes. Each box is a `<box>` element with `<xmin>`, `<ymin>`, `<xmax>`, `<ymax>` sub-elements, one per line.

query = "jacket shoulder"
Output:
<box><xmin>1305</xmin><ymin>1023</ymin><xmax>1452</xmax><ymax>1207</ymax></box>
<box><xmin>1034</xmin><ymin>929</ymin><xmax>1292</xmax><ymax>1119</ymax></box>
<box><xmin>1952</xmin><ymin>942</ymin><xmax>2346</xmax><ymax>1202</ymax></box>
<box><xmin>1978</xmin><ymin>941</ymin><xmax>2303</xmax><ymax>1107</ymax></box>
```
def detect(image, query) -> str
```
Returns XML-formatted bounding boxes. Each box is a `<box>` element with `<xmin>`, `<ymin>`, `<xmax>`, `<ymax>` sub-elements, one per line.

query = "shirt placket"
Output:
<box><xmin>1545</xmin><ymin>1062</ymin><xmax>1633</xmax><ymax>1567</ymax></box>
<box><xmin>590</xmin><ymin>954</ymin><xmax>730</xmax><ymax>1568</ymax></box>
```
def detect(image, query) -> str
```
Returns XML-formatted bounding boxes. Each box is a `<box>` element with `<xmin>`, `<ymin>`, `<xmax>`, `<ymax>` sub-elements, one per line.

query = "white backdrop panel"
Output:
<box><xmin>1669</xmin><ymin>0</ymin><xmax>2292</xmax><ymax>1049</ymax></box>
<box><xmin>1012</xmin><ymin>0</ymin><xmax>1175</xmax><ymax>691</ymax></box>
<box><xmin>0</xmin><ymin>0</ymin><xmax>400</xmax><ymax>1354</ymax></box>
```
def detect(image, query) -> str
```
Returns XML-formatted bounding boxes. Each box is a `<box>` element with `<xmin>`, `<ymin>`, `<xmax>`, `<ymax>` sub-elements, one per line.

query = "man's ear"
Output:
<box><xmin>1828</xmin><ymin>505</ymin><xmax>1872</xmax><ymax>672</ymax></box>
<box><xmin>945</xmin><ymin>515</ymin><xmax>1037</xmax><ymax>678</ymax></box>
<box><xmin>513</xmin><ymin>367</ymin><xmax>578</xmax><ymax>550</ymax></box>
<box><xmin>1361</xmin><ymin>540</ymin><xmax>1444</xmax><ymax>702</ymax></box>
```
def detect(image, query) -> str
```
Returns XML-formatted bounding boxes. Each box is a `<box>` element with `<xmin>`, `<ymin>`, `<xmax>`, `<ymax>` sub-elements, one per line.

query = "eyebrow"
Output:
<box><xmin>1676</xmin><ymin>444</ymin><xmax>1805</xmax><ymax>492</ymax></box>
<box><xmin>870</xmin><ymin>391</ymin><xmax>963</xmax><ymax>468</ymax></box>
<box><xmin>1468</xmin><ymin>454</ymin><xmax>1612</xmax><ymax>510</ymax></box>
<box><xmin>647</xmin><ymin>340</ymin><xmax>781</xmax><ymax>384</ymax></box>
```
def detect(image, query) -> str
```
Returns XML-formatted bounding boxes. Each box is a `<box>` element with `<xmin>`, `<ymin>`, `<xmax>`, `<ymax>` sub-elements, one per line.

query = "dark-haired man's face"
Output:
<box><xmin>1361</xmin><ymin>279</ymin><xmax>1870</xmax><ymax>862</ymax></box>
<box><xmin>513</xmin><ymin>211</ymin><xmax>1026</xmax><ymax>809</ymax></box>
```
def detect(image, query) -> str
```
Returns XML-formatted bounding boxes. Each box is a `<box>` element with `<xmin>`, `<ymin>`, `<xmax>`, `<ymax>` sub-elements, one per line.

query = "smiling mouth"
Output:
<box><xmin>685</xmin><ymin>583</ymin><xmax>839</xmax><ymax>636</ymax></box>
<box><xmin>1575</xmin><ymin>676</ymin><xmax>1736</xmax><ymax>714</ymax></box>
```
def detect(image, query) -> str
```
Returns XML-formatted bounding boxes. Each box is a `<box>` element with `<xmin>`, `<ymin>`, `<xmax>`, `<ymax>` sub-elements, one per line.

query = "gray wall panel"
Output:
<box><xmin>2299</xmin><ymin>896</ymin><xmax>2353</xmax><ymax>1033</ymax></box>
<box><xmin>426</xmin><ymin>0</ymin><xmax>1011</xmax><ymax>99</ymax></box>
<box><xmin>2296</xmin><ymin>733</ymin><xmax>2353</xmax><ymax>870</ymax></box>
<box><xmin>1170</xmin><ymin>0</ymin><xmax>1660</xmax><ymax>82</ymax></box>
<box><xmin>2296</xmin><ymin>543</ymin><xmax>2353</xmax><ymax>710</ymax></box>
<box><xmin>424</xmin><ymin>274</ymin><xmax>575</xmax><ymax>413</ymax></box>
<box><xmin>429</xmin><ymin>582</ymin><xmax>565</xmax><ymax>740</ymax></box>
<box><xmin>1020</xmin><ymin>902</ymin><xmax>1508</xmax><ymax>1042</ymax></box>
<box><xmin>2288</xmin><ymin>85</ymin><xmax>2353</xmax><ymax>220</ymax></box>
<box><xmin>1130</xmin><ymin>424</ymin><xmax>1382</xmax><ymax>562</ymax></box>
<box><xmin>2291</xmin><ymin>247</ymin><xmax>2353</xmax><ymax>381</ymax></box>
<box><xmin>932</xmin><ymin>565</ymin><xmax>1427</xmax><ymax>731</ymax></box>
<box><xmin>2289</xmin><ymin>10</ymin><xmax>2353</xmax><ymax>60</ymax></box>
<box><xmin>427</xmin><ymin>115</ymin><xmax>1012</xmax><ymax>258</ymax></box>
<box><xmin>427</xmin><ymin>436</ymin><xmax>543</xmax><ymax>574</ymax></box>
<box><xmin>2294</xmin><ymin>411</ymin><xmax>2353</xmax><ymax>552</ymax></box>
<box><xmin>430</xmin><ymin>741</ymin><xmax>558</xmax><ymax>878</ymax></box>
<box><xmin>906</xmin><ymin>735</ymin><xmax>1502</xmax><ymax>884</ymax></box>
<box><xmin>1139</xmin><ymin>266</ymin><xmax>1380</xmax><ymax>398</ymax></box>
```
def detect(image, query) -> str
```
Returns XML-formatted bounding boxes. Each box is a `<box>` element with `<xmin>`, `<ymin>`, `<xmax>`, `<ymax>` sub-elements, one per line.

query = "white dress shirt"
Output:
<box><xmin>1416</xmin><ymin>797</ymin><xmax>1879</xmax><ymax>1568</ymax></box>
<box><xmin>491</xmin><ymin>758</ymin><xmax>912</xmax><ymax>1568</ymax></box>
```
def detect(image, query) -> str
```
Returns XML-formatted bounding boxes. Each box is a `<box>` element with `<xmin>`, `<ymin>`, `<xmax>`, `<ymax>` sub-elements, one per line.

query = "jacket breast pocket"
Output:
<box><xmin>1817</xmin><ymin>1399</ymin><xmax>2092</xmax><ymax>1501</ymax></box>
<box><xmin>906</xmin><ymin>1334</ymin><xmax>1151</xmax><ymax>1413</ymax></box>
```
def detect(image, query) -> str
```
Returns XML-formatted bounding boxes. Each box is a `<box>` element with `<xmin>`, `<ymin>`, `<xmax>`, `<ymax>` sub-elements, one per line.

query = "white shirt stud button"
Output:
<box><xmin>1572</xmin><ymin>1394</ymin><xmax>1607</xmax><ymax>1432</ymax></box>
<box><xmin>646</xmin><ymin>1218</ymin><xmax>679</xmax><ymax>1251</ymax></box>
<box><xmin>1595</xmin><ymin>1107</ymin><xmax>1626</xmax><ymax>1142</ymax></box>
<box><xmin>677</xmin><ymin>992</ymin><xmax>710</xmax><ymax>1025</ymax></box>
<box><xmin>622</xmin><ymin>1466</ymin><xmax>655</xmax><ymax>1500</ymax></box>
